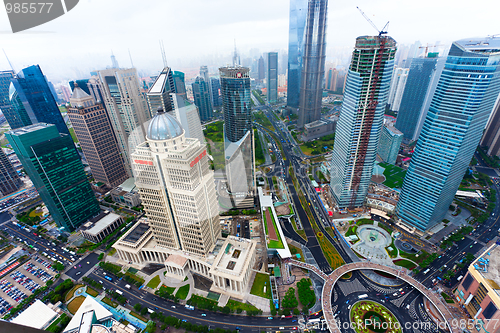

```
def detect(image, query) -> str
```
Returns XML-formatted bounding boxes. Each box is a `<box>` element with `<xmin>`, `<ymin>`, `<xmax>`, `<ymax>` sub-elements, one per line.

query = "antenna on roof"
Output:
<box><xmin>128</xmin><ymin>49</ymin><xmax>134</xmax><ymax>68</ymax></box>
<box><xmin>2</xmin><ymin>49</ymin><xmax>15</xmax><ymax>72</ymax></box>
<box><xmin>160</xmin><ymin>40</ymin><xmax>168</xmax><ymax>68</ymax></box>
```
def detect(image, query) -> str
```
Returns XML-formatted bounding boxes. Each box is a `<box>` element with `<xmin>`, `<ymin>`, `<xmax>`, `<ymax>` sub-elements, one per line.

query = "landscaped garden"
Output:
<box><xmin>379</xmin><ymin>162</ymin><xmax>406</xmax><ymax>188</ymax></box>
<box><xmin>67</xmin><ymin>296</ymin><xmax>85</xmax><ymax>314</ymax></box>
<box><xmin>147</xmin><ymin>275</ymin><xmax>161</xmax><ymax>289</ymax></box>
<box><xmin>263</xmin><ymin>207</ymin><xmax>284</xmax><ymax>249</ymax></box>
<box><xmin>250</xmin><ymin>272</ymin><xmax>272</xmax><ymax>299</ymax></box>
<box><xmin>350</xmin><ymin>301</ymin><xmax>402</xmax><ymax>333</ymax></box>
<box><xmin>175</xmin><ymin>284</ymin><xmax>190</xmax><ymax>300</ymax></box>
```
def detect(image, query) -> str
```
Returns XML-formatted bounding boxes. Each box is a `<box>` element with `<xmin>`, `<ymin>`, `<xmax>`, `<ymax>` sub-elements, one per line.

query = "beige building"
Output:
<box><xmin>80</xmin><ymin>211</ymin><xmax>124</xmax><ymax>243</ymax></box>
<box><xmin>68</xmin><ymin>86</ymin><xmax>128</xmax><ymax>187</ymax></box>
<box><xmin>113</xmin><ymin>110</ymin><xmax>257</xmax><ymax>299</ymax></box>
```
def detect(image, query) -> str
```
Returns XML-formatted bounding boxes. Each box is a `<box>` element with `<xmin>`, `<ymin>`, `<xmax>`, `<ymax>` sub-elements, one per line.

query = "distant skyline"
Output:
<box><xmin>0</xmin><ymin>0</ymin><xmax>498</xmax><ymax>82</ymax></box>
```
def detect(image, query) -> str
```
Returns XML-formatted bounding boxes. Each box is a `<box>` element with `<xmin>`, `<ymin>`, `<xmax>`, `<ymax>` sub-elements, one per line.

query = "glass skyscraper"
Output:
<box><xmin>200</xmin><ymin>66</ymin><xmax>214</xmax><ymax>108</ymax></box>
<box><xmin>395</xmin><ymin>55</ymin><xmax>445</xmax><ymax>141</ymax></box>
<box><xmin>330</xmin><ymin>36</ymin><xmax>397</xmax><ymax>208</ymax></box>
<box><xmin>210</xmin><ymin>77</ymin><xmax>221</xmax><ymax>107</ymax></box>
<box><xmin>6</xmin><ymin>123</ymin><xmax>100</xmax><ymax>231</ymax></box>
<box><xmin>286</xmin><ymin>0</ymin><xmax>307</xmax><ymax>110</ymax></box>
<box><xmin>192</xmin><ymin>77</ymin><xmax>213</xmax><ymax>121</ymax></box>
<box><xmin>8</xmin><ymin>65</ymin><xmax>69</xmax><ymax>135</ymax></box>
<box><xmin>396</xmin><ymin>37</ymin><xmax>500</xmax><ymax>232</ymax></box>
<box><xmin>172</xmin><ymin>71</ymin><xmax>187</xmax><ymax>103</ymax></box>
<box><xmin>297</xmin><ymin>0</ymin><xmax>328</xmax><ymax>128</ymax></box>
<box><xmin>0</xmin><ymin>70</ymin><xmax>17</xmax><ymax>129</ymax></box>
<box><xmin>0</xmin><ymin>148</ymin><xmax>22</xmax><ymax>196</ymax></box>
<box><xmin>267</xmin><ymin>52</ymin><xmax>278</xmax><ymax>104</ymax></box>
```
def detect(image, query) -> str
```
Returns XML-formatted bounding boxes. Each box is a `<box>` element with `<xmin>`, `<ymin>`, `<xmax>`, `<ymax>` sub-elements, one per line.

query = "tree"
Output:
<box><xmin>134</xmin><ymin>303</ymin><xmax>142</xmax><ymax>312</ymax></box>
<box><xmin>282</xmin><ymin>287</ymin><xmax>298</xmax><ymax>309</ymax></box>
<box><xmin>140</xmin><ymin>307</ymin><xmax>148</xmax><ymax>316</ymax></box>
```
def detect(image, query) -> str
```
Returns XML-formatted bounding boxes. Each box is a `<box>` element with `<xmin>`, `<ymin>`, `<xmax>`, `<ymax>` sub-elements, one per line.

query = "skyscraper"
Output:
<box><xmin>67</xmin><ymin>86</ymin><xmax>128</xmax><ymax>187</ymax></box>
<box><xmin>378</xmin><ymin>124</ymin><xmax>403</xmax><ymax>165</ymax></box>
<box><xmin>286</xmin><ymin>0</ymin><xmax>308</xmax><ymax>110</ymax></box>
<box><xmin>200</xmin><ymin>66</ymin><xmax>214</xmax><ymax>108</ymax></box>
<box><xmin>8</xmin><ymin>65</ymin><xmax>69</xmax><ymax>135</ymax></box>
<box><xmin>0</xmin><ymin>70</ymin><xmax>16</xmax><ymax>128</ymax></box>
<box><xmin>0</xmin><ymin>148</ymin><xmax>22</xmax><ymax>196</ymax></box>
<box><xmin>210</xmin><ymin>77</ymin><xmax>221</xmax><ymax>107</ymax></box>
<box><xmin>297</xmin><ymin>0</ymin><xmax>328</xmax><ymax>128</ymax></box>
<box><xmin>172</xmin><ymin>71</ymin><xmax>187</xmax><ymax>103</ymax></box>
<box><xmin>6</xmin><ymin>123</ymin><xmax>100</xmax><ymax>231</ymax></box>
<box><xmin>396</xmin><ymin>37</ymin><xmax>500</xmax><ymax>232</ymax></box>
<box><xmin>395</xmin><ymin>54</ymin><xmax>445</xmax><ymax>141</ymax></box>
<box><xmin>387</xmin><ymin>67</ymin><xmax>409</xmax><ymax>112</ymax></box>
<box><xmin>97</xmin><ymin>68</ymin><xmax>150</xmax><ymax>175</ymax></box>
<box><xmin>330</xmin><ymin>36</ymin><xmax>397</xmax><ymax>208</ymax></box>
<box><xmin>325</xmin><ymin>68</ymin><xmax>339</xmax><ymax>92</ymax></box>
<box><xmin>220</xmin><ymin>66</ymin><xmax>255</xmax><ymax>208</ymax></box>
<box><xmin>257</xmin><ymin>56</ymin><xmax>265</xmax><ymax>82</ymax></box>
<box><xmin>146</xmin><ymin>67</ymin><xmax>175</xmax><ymax>113</ymax></box>
<box><xmin>131</xmin><ymin>110</ymin><xmax>220</xmax><ymax>256</ymax></box>
<box><xmin>481</xmin><ymin>100</ymin><xmax>500</xmax><ymax>156</ymax></box>
<box><xmin>267</xmin><ymin>52</ymin><xmax>278</xmax><ymax>104</ymax></box>
<box><xmin>192</xmin><ymin>76</ymin><xmax>213</xmax><ymax>121</ymax></box>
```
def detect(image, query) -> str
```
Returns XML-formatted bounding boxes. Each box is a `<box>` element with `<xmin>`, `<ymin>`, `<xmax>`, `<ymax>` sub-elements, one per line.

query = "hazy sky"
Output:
<box><xmin>0</xmin><ymin>0</ymin><xmax>498</xmax><ymax>82</ymax></box>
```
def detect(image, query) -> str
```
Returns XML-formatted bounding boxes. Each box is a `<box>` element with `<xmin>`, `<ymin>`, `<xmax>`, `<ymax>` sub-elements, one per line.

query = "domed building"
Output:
<box><xmin>113</xmin><ymin>108</ymin><xmax>258</xmax><ymax>299</ymax></box>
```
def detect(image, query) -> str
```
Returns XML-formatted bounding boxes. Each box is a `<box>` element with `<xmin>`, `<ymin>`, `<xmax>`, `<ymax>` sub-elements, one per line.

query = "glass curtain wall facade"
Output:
<box><xmin>210</xmin><ymin>78</ymin><xmax>221</xmax><ymax>107</ymax></box>
<box><xmin>330</xmin><ymin>36</ymin><xmax>397</xmax><ymax>208</ymax></box>
<box><xmin>200</xmin><ymin>66</ymin><xmax>214</xmax><ymax>108</ymax></box>
<box><xmin>6</xmin><ymin>124</ymin><xmax>100</xmax><ymax>231</ymax></box>
<box><xmin>0</xmin><ymin>148</ymin><xmax>21</xmax><ymax>196</ymax></box>
<box><xmin>298</xmin><ymin>0</ymin><xmax>328</xmax><ymax>128</ymax></box>
<box><xmin>396</xmin><ymin>37</ymin><xmax>500</xmax><ymax>232</ymax></box>
<box><xmin>286</xmin><ymin>0</ymin><xmax>307</xmax><ymax>109</ymax></box>
<box><xmin>9</xmin><ymin>65</ymin><xmax>69</xmax><ymax>135</ymax></box>
<box><xmin>192</xmin><ymin>77</ymin><xmax>213</xmax><ymax>121</ymax></box>
<box><xmin>0</xmin><ymin>71</ymin><xmax>18</xmax><ymax>129</ymax></box>
<box><xmin>267</xmin><ymin>52</ymin><xmax>278</xmax><ymax>104</ymax></box>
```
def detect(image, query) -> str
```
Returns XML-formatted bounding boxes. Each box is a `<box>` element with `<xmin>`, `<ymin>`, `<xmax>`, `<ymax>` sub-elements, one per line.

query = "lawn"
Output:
<box><xmin>290</xmin><ymin>217</ymin><xmax>306</xmax><ymax>241</ymax></box>
<box><xmin>379</xmin><ymin>162</ymin><xmax>407</xmax><ymax>188</ymax></box>
<box><xmin>288</xmin><ymin>244</ymin><xmax>304</xmax><ymax>262</ymax></box>
<box><xmin>102</xmin><ymin>297</ymin><xmax>118</xmax><ymax>308</ymax></box>
<box><xmin>86</xmin><ymin>287</ymin><xmax>99</xmax><ymax>297</ymax></box>
<box><xmin>175</xmin><ymin>284</ymin><xmax>190</xmax><ymax>300</ymax></box>
<box><xmin>250</xmin><ymin>272</ymin><xmax>272</xmax><ymax>299</ymax></box>
<box><xmin>108</xmin><ymin>248</ymin><xmax>117</xmax><ymax>256</ymax></box>
<box><xmin>345</xmin><ymin>225</ymin><xmax>357</xmax><ymax>237</ymax></box>
<box><xmin>441</xmin><ymin>292</ymin><xmax>455</xmax><ymax>304</ymax></box>
<box><xmin>147</xmin><ymin>275</ymin><xmax>161</xmax><ymax>289</ymax></box>
<box><xmin>159</xmin><ymin>285</ymin><xmax>175</xmax><ymax>295</ymax></box>
<box><xmin>65</xmin><ymin>284</ymin><xmax>84</xmax><ymax>302</ymax></box>
<box><xmin>67</xmin><ymin>296</ymin><xmax>85</xmax><ymax>314</ymax></box>
<box><xmin>400</xmin><ymin>250</ymin><xmax>430</xmax><ymax>265</ymax></box>
<box><xmin>393</xmin><ymin>259</ymin><xmax>417</xmax><ymax>270</ymax></box>
<box><xmin>226</xmin><ymin>299</ymin><xmax>260</xmax><ymax>313</ymax></box>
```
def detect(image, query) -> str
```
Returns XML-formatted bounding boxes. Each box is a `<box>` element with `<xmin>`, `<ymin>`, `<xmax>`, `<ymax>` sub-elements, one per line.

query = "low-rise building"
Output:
<box><xmin>455</xmin><ymin>244</ymin><xmax>500</xmax><ymax>330</ymax></box>
<box><xmin>80</xmin><ymin>211</ymin><xmax>124</xmax><ymax>243</ymax></box>
<box><xmin>110</xmin><ymin>178</ymin><xmax>141</xmax><ymax>207</ymax></box>
<box><xmin>11</xmin><ymin>299</ymin><xmax>58</xmax><ymax>330</ymax></box>
<box><xmin>302</xmin><ymin>119</ymin><xmax>336</xmax><ymax>142</ymax></box>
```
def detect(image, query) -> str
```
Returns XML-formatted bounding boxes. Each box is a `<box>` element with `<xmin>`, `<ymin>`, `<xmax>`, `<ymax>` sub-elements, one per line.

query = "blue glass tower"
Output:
<box><xmin>395</xmin><ymin>55</ymin><xmax>444</xmax><ymax>141</ymax></box>
<box><xmin>0</xmin><ymin>70</ymin><xmax>18</xmax><ymax>128</ymax></box>
<box><xmin>267</xmin><ymin>52</ymin><xmax>278</xmax><ymax>104</ymax></box>
<box><xmin>330</xmin><ymin>36</ymin><xmax>397</xmax><ymax>208</ymax></box>
<box><xmin>286</xmin><ymin>0</ymin><xmax>307</xmax><ymax>110</ymax></box>
<box><xmin>210</xmin><ymin>78</ymin><xmax>221</xmax><ymax>107</ymax></box>
<box><xmin>297</xmin><ymin>0</ymin><xmax>328</xmax><ymax>128</ymax></box>
<box><xmin>396</xmin><ymin>37</ymin><xmax>500</xmax><ymax>232</ymax></box>
<box><xmin>192</xmin><ymin>76</ymin><xmax>213</xmax><ymax>121</ymax></box>
<box><xmin>9</xmin><ymin>65</ymin><xmax>69</xmax><ymax>135</ymax></box>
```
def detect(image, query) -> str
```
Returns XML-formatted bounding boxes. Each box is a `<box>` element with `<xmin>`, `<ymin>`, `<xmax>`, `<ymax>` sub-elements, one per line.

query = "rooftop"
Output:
<box><xmin>456</xmin><ymin>36</ymin><xmax>500</xmax><ymax>53</ymax></box>
<box><xmin>385</xmin><ymin>124</ymin><xmax>402</xmax><ymax>136</ymax></box>
<box><xmin>165</xmin><ymin>254</ymin><xmax>188</xmax><ymax>267</ymax></box>
<box><xmin>8</xmin><ymin>123</ymin><xmax>53</xmax><ymax>136</ymax></box>
<box><xmin>212</xmin><ymin>236</ymin><xmax>256</xmax><ymax>277</ymax></box>
<box><xmin>11</xmin><ymin>299</ymin><xmax>57</xmax><ymax>329</ymax></box>
<box><xmin>117</xmin><ymin>177</ymin><xmax>137</xmax><ymax>193</ymax></box>
<box><xmin>122</xmin><ymin>222</ymin><xmax>150</xmax><ymax>244</ymax></box>
<box><xmin>147</xmin><ymin>109</ymin><xmax>184</xmax><ymax>141</ymax></box>
<box><xmin>472</xmin><ymin>245</ymin><xmax>500</xmax><ymax>296</ymax></box>
<box><xmin>64</xmin><ymin>296</ymin><xmax>113</xmax><ymax>333</ymax></box>
<box><xmin>81</xmin><ymin>211</ymin><xmax>122</xmax><ymax>236</ymax></box>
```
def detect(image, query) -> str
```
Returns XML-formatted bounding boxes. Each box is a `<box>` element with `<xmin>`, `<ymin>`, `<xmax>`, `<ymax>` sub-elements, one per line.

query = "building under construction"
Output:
<box><xmin>330</xmin><ymin>35</ymin><xmax>397</xmax><ymax>208</ymax></box>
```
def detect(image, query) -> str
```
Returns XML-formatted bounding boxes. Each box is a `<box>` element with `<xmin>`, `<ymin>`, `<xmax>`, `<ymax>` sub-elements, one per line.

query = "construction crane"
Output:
<box><xmin>418</xmin><ymin>44</ymin><xmax>445</xmax><ymax>57</ymax></box>
<box><xmin>357</xmin><ymin>7</ymin><xmax>389</xmax><ymax>36</ymax></box>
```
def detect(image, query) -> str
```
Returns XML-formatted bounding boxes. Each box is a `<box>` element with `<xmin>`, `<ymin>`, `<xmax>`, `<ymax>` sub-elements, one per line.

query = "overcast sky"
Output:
<box><xmin>0</xmin><ymin>0</ymin><xmax>498</xmax><ymax>82</ymax></box>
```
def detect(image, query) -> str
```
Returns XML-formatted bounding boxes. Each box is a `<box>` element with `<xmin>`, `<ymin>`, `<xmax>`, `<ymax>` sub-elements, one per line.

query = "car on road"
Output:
<box><xmin>76</xmin><ymin>271</ymin><xmax>81</xmax><ymax>276</ymax></box>
<box><xmin>201</xmin><ymin>314</ymin><xmax>206</xmax><ymax>317</ymax></box>
<box><xmin>268</xmin><ymin>317</ymin><xmax>273</xmax><ymax>320</ymax></box>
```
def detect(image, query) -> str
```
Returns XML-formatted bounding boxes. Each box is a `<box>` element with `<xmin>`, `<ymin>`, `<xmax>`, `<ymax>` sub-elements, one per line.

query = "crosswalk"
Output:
<box><xmin>337</xmin><ymin>278</ymin><xmax>367</xmax><ymax>296</ymax></box>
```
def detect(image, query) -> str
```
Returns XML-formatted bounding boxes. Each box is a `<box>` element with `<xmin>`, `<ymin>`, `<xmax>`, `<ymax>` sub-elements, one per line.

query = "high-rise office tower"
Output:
<box><xmin>330</xmin><ymin>36</ymin><xmax>397</xmax><ymax>208</ymax></box>
<box><xmin>219</xmin><ymin>66</ymin><xmax>255</xmax><ymax>208</ymax></box>
<box><xmin>6</xmin><ymin>123</ymin><xmax>100</xmax><ymax>231</ymax></box>
<box><xmin>132</xmin><ymin>110</ymin><xmax>220</xmax><ymax>256</ymax></box>
<box><xmin>257</xmin><ymin>56</ymin><xmax>265</xmax><ymax>82</ymax></box>
<box><xmin>146</xmin><ymin>67</ymin><xmax>175</xmax><ymax>113</ymax></box>
<box><xmin>61</xmin><ymin>85</ymin><xmax>71</xmax><ymax>103</ymax></box>
<box><xmin>395</xmin><ymin>54</ymin><xmax>445</xmax><ymax>141</ymax></box>
<box><xmin>378</xmin><ymin>124</ymin><xmax>403</xmax><ymax>165</ymax></box>
<box><xmin>286</xmin><ymin>0</ymin><xmax>308</xmax><ymax>110</ymax></box>
<box><xmin>297</xmin><ymin>0</ymin><xmax>328</xmax><ymax>129</ymax></box>
<box><xmin>200</xmin><ymin>66</ymin><xmax>214</xmax><ymax>108</ymax></box>
<box><xmin>0</xmin><ymin>70</ymin><xmax>16</xmax><ymax>128</ymax></box>
<box><xmin>67</xmin><ymin>86</ymin><xmax>128</xmax><ymax>187</ymax></box>
<box><xmin>396</xmin><ymin>37</ymin><xmax>500</xmax><ymax>232</ymax></box>
<box><xmin>481</xmin><ymin>99</ymin><xmax>500</xmax><ymax>156</ymax></box>
<box><xmin>172</xmin><ymin>71</ymin><xmax>187</xmax><ymax>103</ymax></box>
<box><xmin>387</xmin><ymin>67</ymin><xmax>409</xmax><ymax>112</ymax></box>
<box><xmin>97</xmin><ymin>68</ymin><xmax>150</xmax><ymax>176</ymax></box>
<box><xmin>267</xmin><ymin>52</ymin><xmax>278</xmax><ymax>104</ymax></box>
<box><xmin>0</xmin><ymin>148</ymin><xmax>22</xmax><ymax>196</ymax></box>
<box><xmin>210</xmin><ymin>78</ymin><xmax>221</xmax><ymax>107</ymax></box>
<box><xmin>111</xmin><ymin>53</ymin><xmax>119</xmax><ymax>69</ymax></box>
<box><xmin>8</xmin><ymin>65</ymin><xmax>69</xmax><ymax>135</ymax></box>
<box><xmin>192</xmin><ymin>77</ymin><xmax>213</xmax><ymax>121</ymax></box>
<box><xmin>325</xmin><ymin>68</ymin><xmax>339</xmax><ymax>92</ymax></box>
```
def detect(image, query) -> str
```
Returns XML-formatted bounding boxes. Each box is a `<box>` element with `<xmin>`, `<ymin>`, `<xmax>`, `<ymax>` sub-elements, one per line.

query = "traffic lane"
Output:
<box><xmin>66</xmin><ymin>252</ymin><xmax>99</xmax><ymax>279</ymax></box>
<box><xmin>90</xmin><ymin>271</ymin><xmax>296</xmax><ymax>332</ymax></box>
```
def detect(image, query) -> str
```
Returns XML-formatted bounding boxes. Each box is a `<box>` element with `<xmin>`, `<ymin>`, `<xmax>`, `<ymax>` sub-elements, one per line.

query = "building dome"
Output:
<box><xmin>147</xmin><ymin>107</ymin><xmax>184</xmax><ymax>140</ymax></box>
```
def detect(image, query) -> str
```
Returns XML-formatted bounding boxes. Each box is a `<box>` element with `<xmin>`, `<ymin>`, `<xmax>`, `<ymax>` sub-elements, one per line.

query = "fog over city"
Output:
<box><xmin>0</xmin><ymin>0</ymin><xmax>497</xmax><ymax>81</ymax></box>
